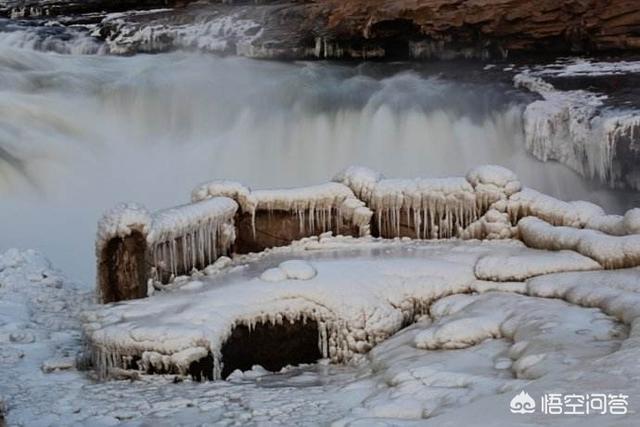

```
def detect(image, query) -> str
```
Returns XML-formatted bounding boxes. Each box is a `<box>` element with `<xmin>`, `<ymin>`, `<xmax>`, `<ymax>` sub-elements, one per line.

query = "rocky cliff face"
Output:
<box><xmin>320</xmin><ymin>0</ymin><xmax>640</xmax><ymax>58</ymax></box>
<box><xmin>1</xmin><ymin>0</ymin><xmax>639</xmax><ymax>58</ymax></box>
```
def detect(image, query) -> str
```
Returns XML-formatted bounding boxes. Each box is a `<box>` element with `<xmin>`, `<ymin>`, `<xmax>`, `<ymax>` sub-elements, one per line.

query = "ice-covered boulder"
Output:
<box><xmin>96</xmin><ymin>197</ymin><xmax>238</xmax><ymax>302</ymax></box>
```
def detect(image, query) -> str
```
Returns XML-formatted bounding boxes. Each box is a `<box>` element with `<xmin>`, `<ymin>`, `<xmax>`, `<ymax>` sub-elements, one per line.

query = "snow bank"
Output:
<box><xmin>260</xmin><ymin>260</ymin><xmax>317</xmax><ymax>282</ymax></box>
<box><xmin>6</xmin><ymin>243</ymin><xmax>637</xmax><ymax>425</ymax></box>
<box><xmin>415</xmin><ymin>292</ymin><xmax>625</xmax><ymax>379</ymax></box>
<box><xmin>461</xmin><ymin>209</ymin><xmax>515</xmax><ymax>240</ymax></box>
<box><xmin>508</xmin><ymin>188</ymin><xmax>592</xmax><ymax>227</ymax></box>
<box><xmin>83</xmin><ymin>255</ymin><xmax>476</xmax><ymax>380</ymax></box>
<box><xmin>97</xmin><ymin>165</ymin><xmax>640</xmax><ymax>305</ymax></box>
<box><xmin>519</xmin><ymin>216</ymin><xmax>640</xmax><ymax>269</ymax></box>
<box><xmin>474</xmin><ymin>248</ymin><xmax>601</xmax><ymax>281</ymax></box>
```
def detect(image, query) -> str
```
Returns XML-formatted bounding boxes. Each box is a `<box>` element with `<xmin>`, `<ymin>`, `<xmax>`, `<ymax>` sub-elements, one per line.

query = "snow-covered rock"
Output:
<box><xmin>192</xmin><ymin>180</ymin><xmax>373</xmax><ymax>239</ymax></box>
<box><xmin>474</xmin><ymin>248</ymin><xmax>601</xmax><ymax>281</ymax></box>
<box><xmin>519</xmin><ymin>216</ymin><xmax>640</xmax><ymax>269</ymax></box>
<box><xmin>4</xmin><ymin>239</ymin><xmax>640</xmax><ymax>425</ymax></box>
<box><xmin>515</xmin><ymin>66</ymin><xmax>640</xmax><ymax>190</ymax></box>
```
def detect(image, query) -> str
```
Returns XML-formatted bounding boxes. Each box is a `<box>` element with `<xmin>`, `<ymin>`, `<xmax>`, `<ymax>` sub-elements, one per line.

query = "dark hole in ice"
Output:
<box><xmin>220</xmin><ymin>318</ymin><xmax>322</xmax><ymax>379</ymax></box>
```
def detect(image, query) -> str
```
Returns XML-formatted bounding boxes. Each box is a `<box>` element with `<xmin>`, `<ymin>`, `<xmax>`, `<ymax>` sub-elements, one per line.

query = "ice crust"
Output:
<box><xmin>334</xmin><ymin>164</ymin><xmax>521</xmax><ymax>239</ymax></box>
<box><xmin>101</xmin><ymin>12</ymin><xmax>263</xmax><ymax>56</ymax></box>
<box><xmin>192</xmin><ymin>180</ymin><xmax>373</xmax><ymax>238</ymax></box>
<box><xmin>98</xmin><ymin>165</ymin><xmax>640</xmax><ymax>294</ymax></box>
<box><xmin>474</xmin><ymin>248</ymin><xmax>601</xmax><ymax>281</ymax></box>
<box><xmin>5</xmin><ymin>241</ymin><xmax>640</xmax><ymax>425</ymax></box>
<box><xmin>97</xmin><ymin>197</ymin><xmax>237</xmax><ymax>281</ymax></box>
<box><xmin>515</xmin><ymin>69</ymin><xmax>640</xmax><ymax>189</ymax></box>
<box><xmin>84</xmin><ymin>255</ymin><xmax>477</xmax><ymax>380</ymax></box>
<box><xmin>519</xmin><ymin>216</ymin><xmax>640</xmax><ymax>269</ymax></box>
<box><xmin>84</xmin><ymin>164</ymin><xmax>640</xmax><ymax>408</ymax></box>
<box><xmin>260</xmin><ymin>260</ymin><xmax>318</xmax><ymax>282</ymax></box>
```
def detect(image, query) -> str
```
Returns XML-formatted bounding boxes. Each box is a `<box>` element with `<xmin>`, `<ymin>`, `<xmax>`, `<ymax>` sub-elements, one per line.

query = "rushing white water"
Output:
<box><xmin>0</xmin><ymin>42</ymin><xmax>633</xmax><ymax>284</ymax></box>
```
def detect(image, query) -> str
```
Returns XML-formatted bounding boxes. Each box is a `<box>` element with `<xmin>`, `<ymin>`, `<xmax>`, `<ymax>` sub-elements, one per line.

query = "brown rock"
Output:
<box><xmin>107</xmin><ymin>0</ymin><xmax>640</xmax><ymax>57</ymax></box>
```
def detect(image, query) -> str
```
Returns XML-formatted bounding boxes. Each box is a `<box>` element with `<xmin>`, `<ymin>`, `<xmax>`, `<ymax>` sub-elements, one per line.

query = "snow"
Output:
<box><xmin>506</xmin><ymin>186</ymin><xmax>633</xmax><ymax>237</ymax></box>
<box><xmin>6</xmin><ymin>164</ymin><xmax>640</xmax><ymax>425</ymax></box>
<box><xmin>515</xmin><ymin>69</ymin><xmax>640</xmax><ymax>189</ymax></box>
<box><xmin>259</xmin><ymin>267</ymin><xmax>288</xmax><ymax>282</ymax></box>
<box><xmin>474</xmin><ymin>248</ymin><xmax>601</xmax><ymax>281</ymax></box>
<box><xmin>83</xmin><ymin>253</ymin><xmax>476</xmax><ymax>380</ymax></box>
<box><xmin>333</xmin><ymin>165</ymin><xmax>383</xmax><ymax>201</ymax></box>
<box><xmin>519</xmin><ymin>216</ymin><xmax>640</xmax><ymax>269</ymax></box>
<box><xmin>339</xmin><ymin>170</ymin><xmax>481</xmax><ymax>239</ymax></box>
<box><xmin>3</xmin><ymin>238</ymin><xmax>640</xmax><ymax>425</ymax></box>
<box><xmin>531</xmin><ymin>58</ymin><xmax>640</xmax><ymax>78</ymax></box>
<box><xmin>192</xmin><ymin>180</ymin><xmax>373</xmax><ymax>238</ymax></box>
<box><xmin>462</xmin><ymin>208</ymin><xmax>515</xmax><ymax>240</ymax></box>
<box><xmin>191</xmin><ymin>180</ymin><xmax>251</xmax><ymax>204</ymax></box>
<box><xmin>465</xmin><ymin>164</ymin><xmax>522</xmax><ymax>196</ymax></box>
<box><xmin>97</xmin><ymin>197</ymin><xmax>237</xmax><ymax>284</ymax></box>
<box><xmin>95</xmin><ymin>202</ymin><xmax>151</xmax><ymax>254</ymax></box>
<box><xmin>623</xmin><ymin>208</ymin><xmax>640</xmax><ymax>234</ymax></box>
<box><xmin>259</xmin><ymin>260</ymin><xmax>317</xmax><ymax>282</ymax></box>
<box><xmin>101</xmin><ymin>13</ymin><xmax>263</xmax><ymax>56</ymax></box>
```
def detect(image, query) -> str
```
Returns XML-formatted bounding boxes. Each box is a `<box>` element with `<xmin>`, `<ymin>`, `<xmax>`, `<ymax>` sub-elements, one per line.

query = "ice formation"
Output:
<box><xmin>147</xmin><ymin>198</ymin><xmax>238</xmax><ymax>278</ymax></box>
<box><xmin>260</xmin><ymin>260</ymin><xmax>317</xmax><ymax>282</ymax></box>
<box><xmin>332</xmin><ymin>165</ymin><xmax>383</xmax><ymax>202</ymax></box>
<box><xmin>532</xmin><ymin>58</ymin><xmax>640</xmax><ymax>77</ymax></box>
<box><xmin>100</xmin><ymin>165</ymin><xmax>640</xmax><ymax>302</ymax></box>
<box><xmin>96</xmin><ymin>197</ymin><xmax>237</xmax><ymax>290</ymax></box>
<box><xmin>192</xmin><ymin>180</ymin><xmax>373</xmax><ymax>238</ymax></box>
<box><xmin>85</xmin><ymin>164</ymin><xmax>640</xmax><ymax>404</ymax></box>
<box><xmin>95</xmin><ymin>202</ymin><xmax>152</xmax><ymax>254</ymax></box>
<box><xmin>461</xmin><ymin>209</ymin><xmax>515</xmax><ymax>240</ymax></box>
<box><xmin>6</xmin><ymin>237</ymin><xmax>640</xmax><ymax>425</ymax></box>
<box><xmin>81</xmin><ymin>230</ymin><xmax>639</xmax><ymax>393</ymax></box>
<box><xmin>100</xmin><ymin>12</ymin><xmax>263</xmax><ymax>55</ymax></box>
<box><xmin>474</xmin><ymin>248</ymin><xmax>601</xmax><ymax>281</ymax></box>
<box><xmin>94</xmin><ymin>164</ymin><xmax>640</xmax><ymax>310</ymax></box>
<box><xmin>83</xmin><ymin>254</ymin><xmax>478</xmax><ymax>380</ymax></box>
<box><xmin>515</xmin><ymin>69</ymin><xmax>640</xmax><ymax>189</ymax></box>
<box><xmin>414</xmin><ymin>292</ymin><xmax>626</xmax><ymax>379</ymax></box>
<box><xmin>335</xmin><ymin>164</ymin><xmax>521</xmax><ymax>239</ymax></box>
<box><xmin>507</xmin><ymin>187</ymin><xmax>603</xmax><ymax>227</ymax></box>
<box><xmin>519</xmin><ymin>217</ymin><xmax>640</xmax><ymax>269</ymax></box>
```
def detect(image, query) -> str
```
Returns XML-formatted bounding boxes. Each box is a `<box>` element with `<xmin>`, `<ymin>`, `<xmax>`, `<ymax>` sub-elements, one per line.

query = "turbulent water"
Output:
<box><xmin>0</xmin><ymin>39</ymin><xmax>632</xmax><ymax>284</ymax></box>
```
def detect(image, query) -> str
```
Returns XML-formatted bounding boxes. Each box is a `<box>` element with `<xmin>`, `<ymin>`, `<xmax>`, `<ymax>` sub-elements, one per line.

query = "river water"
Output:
<box><xmin>0</xmin><ymin>39</ymin><xmax>630</xmax><ymax>284</ymax></box>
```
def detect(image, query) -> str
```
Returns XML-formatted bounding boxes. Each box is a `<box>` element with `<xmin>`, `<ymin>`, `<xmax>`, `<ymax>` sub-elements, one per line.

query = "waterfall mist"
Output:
<box><xmin>0</xmin><ymin>47</ymin><xmax>631</xmax><ymax>284</ymax></box>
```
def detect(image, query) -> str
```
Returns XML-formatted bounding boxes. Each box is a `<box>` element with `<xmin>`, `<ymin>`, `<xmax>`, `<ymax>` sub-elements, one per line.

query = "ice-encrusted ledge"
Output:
<box><xmin>97</xmin><ymin>165</ymin><xmax>640</xmax><ymax>304</ymax></box>
<box><xmin>515</xmin><ymin>59</ymin><xmax>640</xmax><ymax>190</ymax></box>
<box><xmin>85</xmin><ymin>164</ymin><xmax>640</xmax><ymax>382</ymax></box>
<box><xmin>192</xmin><ymin>180</ymin><xmax>373</xmax><ymax>253</ymax></box>
<box><xmin>96</xmin><ymin>197</ymin><xmax>237</xmax><ymax>302</ymax></box>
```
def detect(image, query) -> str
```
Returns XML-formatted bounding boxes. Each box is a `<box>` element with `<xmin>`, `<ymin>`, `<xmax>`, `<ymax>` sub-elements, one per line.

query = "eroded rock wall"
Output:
<box><xmin>3</xmin><ymin>0</ymin><xmax>639</xmax><ymax>58</ymax></box>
